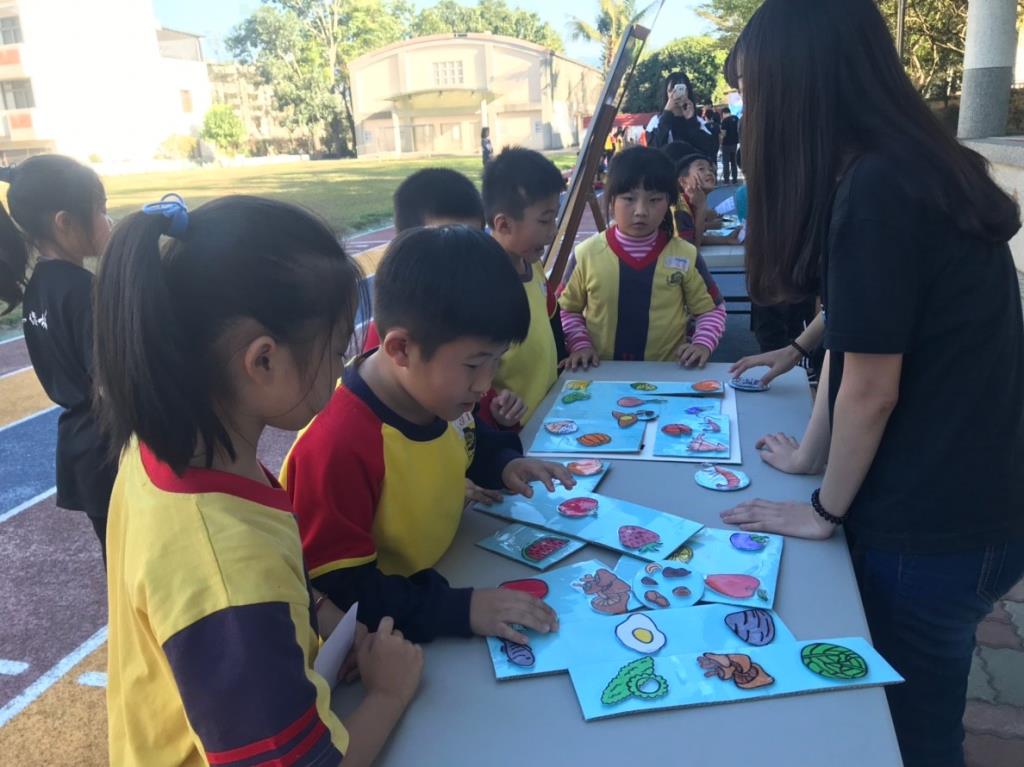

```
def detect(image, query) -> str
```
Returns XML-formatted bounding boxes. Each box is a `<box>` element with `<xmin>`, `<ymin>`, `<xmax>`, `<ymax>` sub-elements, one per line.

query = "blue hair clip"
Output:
<box><xmin>142</xmin><ymin>193</ymin><xmax>188</xmax><ymax>237</ymax></box>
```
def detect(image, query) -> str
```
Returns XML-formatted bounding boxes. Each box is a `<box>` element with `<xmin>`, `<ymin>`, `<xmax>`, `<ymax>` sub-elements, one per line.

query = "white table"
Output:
<box><xmin>332</xmin><ymin>362</ymin><xmax>902</xmax><ymax>767</ymax></box>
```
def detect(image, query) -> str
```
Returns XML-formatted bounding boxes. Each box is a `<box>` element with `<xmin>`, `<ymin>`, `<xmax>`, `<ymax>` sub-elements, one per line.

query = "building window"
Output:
<box><xmin>181</xmin><ymin>90</ymin><xmax>193</xmax><ymax>113</ymax></box>
<box><xmin>0</xmin><ymin>17</ymin><xmax>22</xmax><ymax>45</ymax></box>
<box><xmin>433</xmin><ymin>60</ymin><xmax>463</xmax><ymax>87</ymax></box>
<box><xmin>1</xmin><ymin>79</ymin><xmax>33</xmax><ymax>110</ymax></box>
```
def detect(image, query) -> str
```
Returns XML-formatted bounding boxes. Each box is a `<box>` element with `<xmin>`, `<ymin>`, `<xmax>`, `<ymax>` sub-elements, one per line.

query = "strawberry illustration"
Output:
<box><xmin>618</xmin><ymin>525</ymin><xmax>662</xmax><ymax>553</ymax></box>
<box><xmin>522</xmin><ymin>536</ymin><xmax>569</xmax><ymax>562</ymax></box>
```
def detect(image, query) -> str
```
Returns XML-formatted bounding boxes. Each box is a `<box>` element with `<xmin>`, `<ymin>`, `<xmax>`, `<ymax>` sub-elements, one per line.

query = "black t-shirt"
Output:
<box><xmin>721</xmin><ymin>116</ymin><xmax>740</xmax><ymax>146</ymax></box>
<box><xmin>822</xmin><ymin>154</ymin><xmax>1024</xmax><ymax>553</ymax></box>
<box><xmin>22</xmin><ymin>259</ymin><xmax>115</xmax><ymax>516</ymax></box>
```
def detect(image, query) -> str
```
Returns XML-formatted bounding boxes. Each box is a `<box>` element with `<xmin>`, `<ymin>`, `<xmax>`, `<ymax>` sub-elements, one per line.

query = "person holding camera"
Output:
<box><xmin>653</xmin><ymin>72</ymin><xmax>716</xmax><ymax>159</ymax></box>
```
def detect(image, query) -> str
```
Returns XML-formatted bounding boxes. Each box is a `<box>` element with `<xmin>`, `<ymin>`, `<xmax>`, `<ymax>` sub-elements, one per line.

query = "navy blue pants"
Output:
<box><xmin>850</xmin><ymin>539</ymin><xmax>1024</xmax><ymax>767</ymax></box>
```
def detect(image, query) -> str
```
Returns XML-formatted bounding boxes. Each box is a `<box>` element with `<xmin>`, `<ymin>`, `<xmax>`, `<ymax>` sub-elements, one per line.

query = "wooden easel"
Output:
<box><xmin>544</xmin><ymin>20</ymin><xmax>656</xmax><ymax>288</ymax></box>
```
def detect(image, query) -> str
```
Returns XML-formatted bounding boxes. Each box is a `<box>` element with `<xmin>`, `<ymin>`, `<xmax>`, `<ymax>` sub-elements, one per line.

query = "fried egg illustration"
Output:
<box><xmin>614</xmin><ymin>613</ymin><xmax>666</xmax><ymax>654</ymax></box>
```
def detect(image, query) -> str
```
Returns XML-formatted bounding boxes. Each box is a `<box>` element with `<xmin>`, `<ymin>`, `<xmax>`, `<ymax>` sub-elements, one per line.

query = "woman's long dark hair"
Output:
<box><xmin>728</xmin><ymin>0</ymin><xmax>1020</xmax><ymax>304</ymax></box>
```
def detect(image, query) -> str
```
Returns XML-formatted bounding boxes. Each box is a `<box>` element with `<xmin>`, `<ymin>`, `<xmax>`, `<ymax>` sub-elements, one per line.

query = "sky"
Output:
<box><xmin>151</xmin><ymin>0</ymin><xmax>714</xmax><ymax>65</ymax></box>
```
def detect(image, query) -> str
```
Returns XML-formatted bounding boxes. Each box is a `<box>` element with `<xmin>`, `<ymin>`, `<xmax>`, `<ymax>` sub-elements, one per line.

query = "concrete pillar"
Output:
<box><xmin>958</xmin><ymin>0</ymin><xmax>1018</xmax><ymax>139</ymax></box>
<box><xmin>391</xmin><ymin>109</ymin><xmax>401</xmax><ymax>156</ymax></box>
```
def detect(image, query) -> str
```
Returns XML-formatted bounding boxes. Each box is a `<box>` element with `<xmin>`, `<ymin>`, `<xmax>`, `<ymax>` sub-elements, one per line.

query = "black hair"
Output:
<box><xmin>660</xmin><ymin>141</ymin><xmax>701</xmax><ymax>167</ymax></box>
<box><xmin>666</xmin><ymin>71</ymin><xmax>696</xmax><ymax>102</ymax></box>
<box><xmin>727</xmin><ymin>0</ymin><xmax>1020</xmax><ymax>304</ymax></box>
<box><xmin>94</xmin><ymin>195</ymin><xmax>363</xmax><ymax>475</ymax></box>
<box><xmin>675</xmin><ymin>154</ymin><xmax>709</xmax><ymax>179</ymax></box>
<box><xmin>481</xmin><ymin>146</ymin><xmax>565</xmax><ymax>225</ymax></box>
<box><xmin>481</xmin><ymin>127</ymin><xmax>490</xmax><ymax>138</ymax></box>
<box><xmin>393</xmin><ymin>168</ymin><xmax>484</xmax><ymax>232</ymax></box>
<box><xmin>722</xmin><ymin>106</ymin><xmax>731</xmax><ymax>115</ymax></box>
<box><xmin>0</xmin><ymin>155</ymin><xmax>105</xmax><ymax>314</ymax></box>
<box><xmin>606</xmin><ymin>146</ymin><xmax>679</xmax><ymax>234</ymax></box>
<box><xmin>373</xmin><ymin>225</ymin><xmax>529</xmax><ymax>359</ymax></box>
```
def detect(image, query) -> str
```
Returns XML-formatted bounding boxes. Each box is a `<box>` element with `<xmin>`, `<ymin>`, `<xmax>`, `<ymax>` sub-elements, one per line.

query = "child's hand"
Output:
<box><xmin>561</xmin><ymin>346</ymin><xmax>600</xmax><ymax>371</ymax></box>
<box><xmin>490</xmin><ymin>389</ymin><xmax>527</xmax><ymax>427</ymax></box>
<box><xmin>464</xmin><ymin>478</ymin><xmax>503</xmax><ymax>506</ymax></box>
<box><xmin>338</xmin><ymin>621</ymin><xmax>370</xmax><ymax>683</ymax></box>
<box><xmin>676</xmin><ymin>342</ymin><xmax>711</xmax><ymax>368</ymax></box>
<box><xmin>470</xmin><ymin>587</ymin><xmax>559</xmax><ymax>644</ymax></box>
<box><xmin>730</xmin><ymin>346</ymin><xmax>803</xmax><ymax>385</ymax></box>
<box><xmin>502</xmin><ymin>458</ymin><xmax>576</xmax><ymax>497</ymax></box>
<box><xmin>357</xmin><ymin>616</ymin><xmax>423</xmax><ymax>706</ymax></box>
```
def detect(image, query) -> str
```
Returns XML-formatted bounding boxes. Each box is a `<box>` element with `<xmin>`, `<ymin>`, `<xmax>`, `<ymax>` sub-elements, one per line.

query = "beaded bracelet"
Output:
<box><xmin>811</xmin><ymin>488</ymin><xmax>844</xmax><ymax>525</ymax></box>
<box><xmin>790</xmin><ymin>339</ymin><xmax>811</xmax><ymax>358</ymax></box>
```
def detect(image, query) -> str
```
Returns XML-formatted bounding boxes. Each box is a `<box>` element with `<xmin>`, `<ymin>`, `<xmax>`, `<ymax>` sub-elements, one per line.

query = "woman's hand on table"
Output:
<box><xmin>755</xmin><ymin>432</ymin><xmax>822</xmax><ymax>475</ymax></box>
<box><xmin>729</xmin><ymin>345</ymin><xmax>803</xmax><ymax>385</ymax></box>
<box><xmin>720</xmin><ymin>499</ymin><xmax>836</xmax><ymax>540</ymax></box>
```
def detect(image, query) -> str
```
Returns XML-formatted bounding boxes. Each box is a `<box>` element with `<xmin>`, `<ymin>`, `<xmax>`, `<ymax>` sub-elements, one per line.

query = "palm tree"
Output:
<box><xmin>568</xmin><ymin>0</ymin><xmax>659</xmax><ymax>74</ymax></box>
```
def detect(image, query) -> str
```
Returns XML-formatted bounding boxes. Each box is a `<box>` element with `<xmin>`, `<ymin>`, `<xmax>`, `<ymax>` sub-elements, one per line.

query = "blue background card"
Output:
<box><xmin>492</xmin><ymin>558</ymin><xmax>643</xmax><ymax>622</ymax></box>
<box><xmin>487</xmin><ymin>603</ymin><xmax>795</xmax><ymax>680</ymax></box>
<box><xmin>653</xmin><ymin>402</ymin><xmax>732</xmax><ymax>458</ymax></box>
<box><xmin>474</xmin><ymin>484</ymin><xmax>704</xmax><ymax>562</ymax></box>
<box><xmin>568</xmin><ymin>636</ymin><xmax>903</xmax><ymax>721</ymax></box>
<box><xmin>476</xmin><ymin>524</ymin><xmax>586</xmax><ymax>570</ymax></box>
<box><xmin>614</xmin><ymin>527</ymin><xmax>784</xmax><ymax>609</ymax></box>
<box><xmin>531</xmin><ymin>418</ymin><xmax>645</xmax><ymax>454</ymax></box>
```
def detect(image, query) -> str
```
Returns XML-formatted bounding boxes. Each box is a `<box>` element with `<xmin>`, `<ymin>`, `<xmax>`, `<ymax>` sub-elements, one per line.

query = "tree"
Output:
<box><xmin>201</xmin><ymin>105</ymin><xmax>247</xmax><ymax>154</ymax></box>
<box><xmin>228</xmin><ymin>0</ymin><xmax>412</xmax><ymax>156</ymax></box>
<box><xmin>623</xmin><ymin>36</ymin><xmax>728</xmax><ymax>113</ymax></box>
<box><xmin>694</xmin><ymin>0</ymin><xmax>760</xmax><ymax>50</ymax></box>
<box><xmin>568</xmin><ymin>0</ymin><xmax>659</xmax><ymax>74</ymax></box>
<box><xmin>411</xmin><ymin>0</ymin><xmax>563</xmax><ymax>51</ymax></box>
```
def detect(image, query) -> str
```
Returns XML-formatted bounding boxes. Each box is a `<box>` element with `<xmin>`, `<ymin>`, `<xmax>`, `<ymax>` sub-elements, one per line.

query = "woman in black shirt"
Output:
<box><xmin>0</xmin><ymin>155</ymin><xmax>115</xmax><ymax>561</ymax></box>
<box><xmin>718</xmin><ymin>2</ymin><xmax>1024</xmax><ymax>765</ymax></box>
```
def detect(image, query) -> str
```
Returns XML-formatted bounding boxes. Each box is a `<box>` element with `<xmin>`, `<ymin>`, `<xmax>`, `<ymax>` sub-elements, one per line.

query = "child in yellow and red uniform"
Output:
<box><xmin>360</xmin><ymin>167</ymin><xmax>528</xmax><ymax>429</ymax></box>
<box><xmin>560</xmin><ymin>146</ymin><xmax>720</xmax><ymax>370</ymax></box>
<box><xmin>283</xmin><ymin>226</ymin><xmax>573</xmax><ymax>647</ymax></box>
<box><xmin>96</xmin><ymin>195</ymin><xmax>422</xmax><ymax>767</ymax></box>
<box><xmin>482</xmin><ymin>147</ymin><xmax>567</xmax><ymax>423</ymax></box>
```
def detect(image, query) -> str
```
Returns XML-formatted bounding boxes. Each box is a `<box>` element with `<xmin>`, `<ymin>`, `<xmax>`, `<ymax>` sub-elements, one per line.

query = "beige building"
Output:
<box><xmin>208</xmin><ymin>62</ymin><xmax>312</xmax><ymax>152</ymax></box>
<box><xmin>349</xmin><ymin>33</ymin><xmax>603</xmax><ymax>156</ymax></box>
<box><xmin>0</xmin><ymin>0</ymin><xmax>211</xmax><ymax>164</ymax></box>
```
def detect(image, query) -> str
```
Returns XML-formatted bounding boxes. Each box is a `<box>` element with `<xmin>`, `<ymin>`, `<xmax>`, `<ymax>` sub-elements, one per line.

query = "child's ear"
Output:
<box><xmin>381</xmin><ymin>328</ymin><xmax>414</xmax><ymax>368</ymax></box>
<box><xmin>492</xmin><ymin>212</ymin><xmax>513</xmax><ymax>236</ymax></box>
<box><xmin>241</xmin><ymin>335</ymin><xmax>278</xmax><ymax>384</ymax></box>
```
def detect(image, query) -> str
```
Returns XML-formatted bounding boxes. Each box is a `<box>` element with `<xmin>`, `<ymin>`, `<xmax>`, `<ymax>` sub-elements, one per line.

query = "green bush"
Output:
<box><xmin>201</xmin><ymin>105</ymin><xmax>247</xmax><ymax>155</ymax></box>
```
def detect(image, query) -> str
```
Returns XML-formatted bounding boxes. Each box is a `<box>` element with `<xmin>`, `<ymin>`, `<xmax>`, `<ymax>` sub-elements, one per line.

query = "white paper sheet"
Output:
<box><xmin>314</xmin><ymin>602</ymin><xmax>359</xmax><ymax>688</ymax></box>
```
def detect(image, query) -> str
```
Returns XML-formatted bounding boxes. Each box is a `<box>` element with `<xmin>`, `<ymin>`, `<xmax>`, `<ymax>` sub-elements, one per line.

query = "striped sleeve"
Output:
<box><xmin>163</xmin><ymin>602</ymin><xmax>346</xmax><ymax>767</ymax></box>
<box><xmin>691</xmin><ymin>303</ymin><xmax>728</xmax><ymax>351</ymax></box>
<box><xmin>560</xmin><ymin>309</ymin><xmax>594</xmax><ymax>353</ymax></box>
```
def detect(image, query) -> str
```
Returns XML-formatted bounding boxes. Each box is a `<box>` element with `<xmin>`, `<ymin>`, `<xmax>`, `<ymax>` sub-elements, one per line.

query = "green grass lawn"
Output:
<box><xmin>105</xmin><ymin>151</ymin><xmax>577</xmax><ymax>234</ymax></box>
<box><xmin>0</xmin><ymin>151</ymin><xmax>578</xmax><ymax>331</ymax></box>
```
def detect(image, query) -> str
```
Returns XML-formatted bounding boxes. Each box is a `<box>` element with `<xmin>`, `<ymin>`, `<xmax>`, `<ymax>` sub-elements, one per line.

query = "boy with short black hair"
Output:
<box><xmin>393</xmin><ymin>167</ymin><xmax>485</xmax><ymax>231</ymax></box>
<box><xmin>283</xmin><ymin>226</ymin><xmax>573</xmax><ymax>646</ymax></box>
<box><xmin>482</xmin><ymin>147</ymin><xmax>566</xmax><ymax>423</ymax></box>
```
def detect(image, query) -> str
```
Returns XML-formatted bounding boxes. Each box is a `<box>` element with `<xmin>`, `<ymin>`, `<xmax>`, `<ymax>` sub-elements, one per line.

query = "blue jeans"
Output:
<box><xmin>850</xmin><ymin>540</ymin><xmax>1024</xmax><ymax>767</ymax></box>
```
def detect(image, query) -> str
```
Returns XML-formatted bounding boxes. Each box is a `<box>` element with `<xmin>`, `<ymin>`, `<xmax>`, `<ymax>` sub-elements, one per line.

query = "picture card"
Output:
<box><xmin>487</xmin><ymin>602</ymin><xmax>795</xmax><ymax>681</ymax></box>
<box><xmin>568</xmin><ymin>636</ymin><xmax>903</xmax><ymax>721</ymax></box>
<box><xmin>476</xmin><ymin>524</ymin><xmax>586</xmax><ymax>570</ymax></box>
<box><xmin>474</xmin><ymin>483</ymin><xmax>704</xmax><ymax>562</ymax></box>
